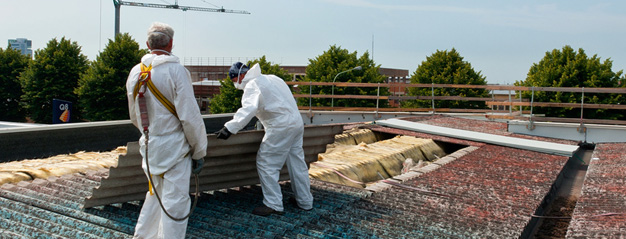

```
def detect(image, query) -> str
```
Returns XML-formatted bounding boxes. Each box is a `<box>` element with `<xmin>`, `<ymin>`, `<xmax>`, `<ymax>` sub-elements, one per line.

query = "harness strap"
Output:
<box><xmin>133</xmin><ymin>63</ymin><xmax>179</xmax><ymax>119</ymax></box>
<box><xmin>148</xmin><ymin>173</ymin><xmax>165</xmax><ymax>195</ymax></box>
<box><xmin>132</xmin><ymin>64</ymin><xmax>152</xmax><ymax>98</ymax></box>
<box><xmin>134</xmin><ymin>62</ymin><xmax>199</xmax><ymax>222</ymax></box>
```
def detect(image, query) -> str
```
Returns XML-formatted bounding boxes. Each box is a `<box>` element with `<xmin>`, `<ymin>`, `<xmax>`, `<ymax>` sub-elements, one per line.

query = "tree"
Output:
<box><xmin>299</xmin><ymin>45</ymin><xmax>387</xmax><ymax>108</ymax></box>
<box><xmin>75</xmin><ymin>33</ymin><xmax>147</xmax><ymax>121</ymax></box>
<box><xmin>20</xmin><ymin>37</ymin><xmax>89</xmax><ymax>123</ymax></box>
<box><xmin>402</xmin><ymin>48</ymin><xmax>488</xmax><ymax>109</ymax></box>
<box><xmin>515</xmin><ymin>45</ymin><xmax>626</xmax><ymax>119</ymax></box>
<box><xmin>209</xmin><ymin>77</ymin><xmax>241</xmax><ymax>114</ymax></box>
<box><xmin>0</xmin><ymin>47</ymin><xmax>30</xmax><ymax>121</ymax></box>
<box><xmin>210</xmin><ymin>56</ymin><xmax>291</xmax><ymax>113</ymax></box>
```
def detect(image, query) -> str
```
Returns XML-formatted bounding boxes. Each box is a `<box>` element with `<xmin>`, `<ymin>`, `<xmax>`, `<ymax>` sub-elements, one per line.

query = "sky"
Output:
<box><xmin>3</xmin><ymin>0</ymin><xmax>626</xmax><ymax>85</ymax></box>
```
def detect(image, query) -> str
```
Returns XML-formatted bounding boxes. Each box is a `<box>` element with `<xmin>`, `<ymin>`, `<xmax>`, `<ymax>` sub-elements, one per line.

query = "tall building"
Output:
<box><xmin>8</xmin><ymin>38</ymin><xmax>32</xmax><ymax>57</ymax></box>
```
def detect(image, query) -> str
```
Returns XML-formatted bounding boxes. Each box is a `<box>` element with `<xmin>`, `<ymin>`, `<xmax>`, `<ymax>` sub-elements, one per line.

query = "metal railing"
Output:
<box><xmin>286</xmin><ymin>81</ymin><xmax>626</xmax><ymax>125</ymax></box>
<box><xmin>183</xmin><ymin>56</ymin><xmax>260</xmax><ymax>66</ymax></box>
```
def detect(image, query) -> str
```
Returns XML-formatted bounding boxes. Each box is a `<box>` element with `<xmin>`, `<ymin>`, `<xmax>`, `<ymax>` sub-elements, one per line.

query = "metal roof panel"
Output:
<box><xmin>376</xmin><ymin>118</ymin><xmax>579</xmax><ymax>156</ymax></box>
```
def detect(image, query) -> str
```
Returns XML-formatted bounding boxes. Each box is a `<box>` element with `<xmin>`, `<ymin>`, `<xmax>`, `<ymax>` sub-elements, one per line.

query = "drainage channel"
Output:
<box><xmin>524</xmin><ymin>144</ymin><xmax>594</xmax><ymax>238</ymax></box>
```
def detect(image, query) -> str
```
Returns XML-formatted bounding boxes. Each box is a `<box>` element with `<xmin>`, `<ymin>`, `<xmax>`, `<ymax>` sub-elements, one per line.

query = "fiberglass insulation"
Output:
<box><xmin>310</xmin><ymin>129</ymin><xmax>445</xmax><ymax>188</ymax></box>
<box><xmin>0</xmin><ymin>147</ymin><xmax>125</xmax><ymax>185</ymax></box>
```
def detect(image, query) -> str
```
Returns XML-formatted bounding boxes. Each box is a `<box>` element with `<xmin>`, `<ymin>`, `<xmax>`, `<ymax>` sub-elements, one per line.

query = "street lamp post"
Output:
<box><xmin>331</xmin><ymin>66</ymin><xmax>362</xmax><ymax>108</ymax></box>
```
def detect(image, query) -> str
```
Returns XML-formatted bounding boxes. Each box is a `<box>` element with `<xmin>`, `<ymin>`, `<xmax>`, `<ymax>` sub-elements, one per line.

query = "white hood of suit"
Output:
<box><xmin>141</xmin><ymin>53</ymin><xmax>180</xmax><ymax>68</ymax></box>
<box><xmin>235</xmin><ymin>63</ymin><xmax>262</xmax><ymax>90</ymax></box>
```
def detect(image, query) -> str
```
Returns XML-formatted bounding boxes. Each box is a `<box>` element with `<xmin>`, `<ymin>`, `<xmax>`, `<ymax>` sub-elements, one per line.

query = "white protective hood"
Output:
<box><xmin>235</xmin><ymin>63</ymin><xmax>262</xmax><ymax>90</ymax></box>
<box><xmin>141</xmin><ymin>53</ymin><xmax>179</xmax><ymax>68</ymax></box>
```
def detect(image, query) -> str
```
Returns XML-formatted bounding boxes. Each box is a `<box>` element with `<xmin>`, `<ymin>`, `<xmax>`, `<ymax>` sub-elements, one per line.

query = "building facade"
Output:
<box><xmin>8</xmin><ymin>38</ymin><xmax>32</xmax><ymax>57</ymax></box>
<box><xmin>186</xmin><ymin>64</ymin><xmax>409</xmax><ymax>111</ymax></box>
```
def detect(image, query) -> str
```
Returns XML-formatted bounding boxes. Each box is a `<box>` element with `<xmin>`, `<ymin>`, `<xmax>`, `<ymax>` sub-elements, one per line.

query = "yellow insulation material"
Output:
<box><xmin>311</xmin><ymin>134</ymin><xmax>445</xmax><ymax>188</ymax></box>
<box><xmin>326</xmin><ymin>128</ymin><xmax>378</xmax><ymax>153</ymax></box>
<box><xmin>0</xmin><ymin>146</ymin><xmax>125</xmax><ymax>186</ymax></box>
<box><xmin>317</xmin><ymin>143</ymin><xmax>391</xmax><ymax>183</ymax></box>
<box><xmin>349</xmin><ymin>129</ymin><xmax>378</xmax><ymax>144</ymax></box>
<box><xmin>0</xmin><ymin>172</ymin><xmax>31</xmax><ymax>185</ymax></box>
<box><xmin>309</xmin><ymin>164</ymin><xmax>367</xmax><ymax>188</ymax></box>
<box><xmin>333</xmin><ymin>133</ymin><xmax>356</xmax><ymax>145</ymax></box>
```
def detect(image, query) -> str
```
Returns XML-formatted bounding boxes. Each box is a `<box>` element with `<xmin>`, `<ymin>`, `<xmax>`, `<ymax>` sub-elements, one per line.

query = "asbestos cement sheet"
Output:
<box><xmin>82</xmin><ymin>124</ymin><xmax>343</xmax><ymax>208</ymax></box>
<box><xmin>376</xmin><ymin>118</ymin><xmax>579</xmax><ymax>157</ymax></box>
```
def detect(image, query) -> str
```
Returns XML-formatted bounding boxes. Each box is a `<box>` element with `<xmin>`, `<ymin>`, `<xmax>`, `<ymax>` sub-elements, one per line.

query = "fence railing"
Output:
<box><xmin>183</xmin><ymin>57</ymin><xmax>260</xmax><ymax>66</ymax></box>
<box><xmin>286</xmin><ymin>81</ymin><xmax>626</xmax><ymax>125</ymax></box>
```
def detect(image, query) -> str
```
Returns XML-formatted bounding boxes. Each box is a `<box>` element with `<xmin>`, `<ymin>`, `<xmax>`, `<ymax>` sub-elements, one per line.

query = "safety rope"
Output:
<box><xmin>136</xmin><ymin>67</ymin><xmax>199</xmax><ymax>222</ymax></box>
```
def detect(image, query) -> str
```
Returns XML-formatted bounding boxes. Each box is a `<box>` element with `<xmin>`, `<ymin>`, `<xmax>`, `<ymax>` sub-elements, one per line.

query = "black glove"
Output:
<box><xmin>216</xmin><ymin>127</ymin><xmax>232</xmax><ymax>140</ymax></box>
<box><xmin>192</xmin><ymin>158</ymin><xmax>204</xmax><ymax>175</ymax></box>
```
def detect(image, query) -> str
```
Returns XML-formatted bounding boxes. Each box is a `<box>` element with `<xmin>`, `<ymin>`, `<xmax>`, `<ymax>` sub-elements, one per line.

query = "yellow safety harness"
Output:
<box><xmin>135</xmin><ymin>62</ymin><xmax>199</xmax><ymax>222</ymax></box>
<box><xmin>133</xmin><ymin>63</ymin><xmax>178</xmax><ymax>119</ymax></box>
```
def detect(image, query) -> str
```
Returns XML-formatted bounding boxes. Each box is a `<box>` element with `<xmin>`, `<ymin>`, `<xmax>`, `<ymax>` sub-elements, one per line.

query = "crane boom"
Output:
<box><xmin>113</xmin><ymin>0</ymin><xmax>250</xmax><ymax>36</ymax></box>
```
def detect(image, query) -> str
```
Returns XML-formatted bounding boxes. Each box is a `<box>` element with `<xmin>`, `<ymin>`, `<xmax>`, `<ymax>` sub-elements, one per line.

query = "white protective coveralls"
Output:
<box><xmin>126</xmin><ymin>53</ymin><xmax>208</xmax><ymax>239</ymax></box>
<box><xmin>225</xmin><ymin>63</ymin><xmax>313</xmax><ymax>212</ymax></box>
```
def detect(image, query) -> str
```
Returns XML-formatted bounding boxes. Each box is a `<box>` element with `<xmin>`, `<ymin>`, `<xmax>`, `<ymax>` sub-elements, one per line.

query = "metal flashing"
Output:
<box><xmin>376</xmin><ymin>118</ymin><xmax>579</xmax><ymax>157</ymax></box>
<box><xmin>508</xmin><ymin>120</ymin><xmax>626</xmax><ymax>143</ymax></box>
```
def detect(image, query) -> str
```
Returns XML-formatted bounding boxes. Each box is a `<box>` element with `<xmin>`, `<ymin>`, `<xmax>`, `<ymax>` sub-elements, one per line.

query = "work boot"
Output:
<box><xmin>289</xmin><ymin>197</ymin><xmax>312</xmax><ymax>211</ymax></box>
<box><xmin>252</xmin><ymin>205</ymin><xmax>284</xmax><ymax>216</ymax></box>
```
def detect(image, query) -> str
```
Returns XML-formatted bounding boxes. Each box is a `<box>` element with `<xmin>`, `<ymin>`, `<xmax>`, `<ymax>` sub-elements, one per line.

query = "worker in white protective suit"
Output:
<box><xmin>126</xmin><ymin>22</ymin><xmax>207</xmax><ymax>239</ymax></box>
<box><xmin>216</xmin><ymin>62</ymin><xmax>314</xmax><ymax>216</ymax></box>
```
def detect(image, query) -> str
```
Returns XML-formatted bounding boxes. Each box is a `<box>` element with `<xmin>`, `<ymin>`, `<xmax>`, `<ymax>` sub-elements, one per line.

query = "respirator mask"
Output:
<box><xmin>229</xmin><ymin>62</ymin><xmax>249</xmax><ymax>90</ymax></box>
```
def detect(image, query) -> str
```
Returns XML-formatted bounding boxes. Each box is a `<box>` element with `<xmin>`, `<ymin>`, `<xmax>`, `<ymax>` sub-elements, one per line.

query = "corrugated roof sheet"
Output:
<box><xmin>0</xmin><ymin>170</ymin><xmax>370</xmax><ymax>239</ymax></box>
<box><xmin>566</xmin><ymin>143</ymin><xmax>626</xmax><ymax>238</ymax></box>
<box><xmin>2</xmin><ymin>115</ymin><xmax>624</xmax><ymax>238</ymax></box>
<box><xmin>84</xmin><ymin>124</ymin><xmax>343</xmax><ymax>207</ymax></box>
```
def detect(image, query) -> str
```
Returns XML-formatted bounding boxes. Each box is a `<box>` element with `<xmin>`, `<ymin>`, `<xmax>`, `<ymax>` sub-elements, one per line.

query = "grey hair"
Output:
<box><xmin>147</xmin><ymin>22</ymin><xmax>174</xmax><ymax>49</ymax></box>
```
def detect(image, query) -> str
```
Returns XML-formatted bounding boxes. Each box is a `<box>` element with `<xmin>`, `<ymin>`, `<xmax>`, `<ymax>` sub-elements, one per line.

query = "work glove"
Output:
<box><xmin>216</xmin><ymin>127</ymin><xmax>232</xmax><ymax>140</ymax></box>
<box><xmin>192</xmin><ymin>158</ymin><xmax>204</xmax><ymax>175</ymax></box>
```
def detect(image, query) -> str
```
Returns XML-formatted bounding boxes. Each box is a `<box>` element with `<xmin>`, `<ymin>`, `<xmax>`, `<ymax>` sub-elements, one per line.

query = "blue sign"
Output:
<box><xmin>52</xmin><ymin>99</ymin><xmax>72</xmax><ymax>124</ymax></box>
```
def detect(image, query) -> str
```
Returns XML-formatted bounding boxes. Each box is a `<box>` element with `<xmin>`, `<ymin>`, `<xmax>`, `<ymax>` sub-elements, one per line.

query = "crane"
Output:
<box><xmin>113</xmin><ymin>0</ymin><xmax>250</xmax><ymax>36</ymax></box>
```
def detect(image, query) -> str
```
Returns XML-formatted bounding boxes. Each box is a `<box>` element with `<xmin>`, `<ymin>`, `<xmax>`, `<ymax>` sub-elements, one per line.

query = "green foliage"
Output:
<box><xmin>299</xmin><ymin>45</ymin><xmax>387</xmax><ymax>108</ymax></box>
<box><xmin>515</xmin><ymin>45</ymin><xmax>626</xmax><ymax>119</ymax></box>
<box><xmin>0</xmin><ymin>47</ymin><xmax>30</xmax><ymax>121</ymax></box>
<box><xmin>249</xmin><ymin>56</ymin><xmax>292</xmax><ymax>82</ymax></box>
<box><xmin>75</xmin><ymin>33</ymin><xmax>148</xmax><ymax>121</ymax></box>
<box><xmin>402</xmin><ymin>48</ymin><xmax>488</xmax><ymax>109</ymax></box>
<box><xmin>210</xmin><ymin>56</ymin><xmax>290</xmax><ymax>114</ymax></box>
<box><xmin>20</xmin><ymin>37</ymin><xmax>89</xmax><ymax>123</ymax></box>
<box><xmin>209</xmin><ymin>78</ymin><xmax>242</xmax><ymax>114</ymax></box>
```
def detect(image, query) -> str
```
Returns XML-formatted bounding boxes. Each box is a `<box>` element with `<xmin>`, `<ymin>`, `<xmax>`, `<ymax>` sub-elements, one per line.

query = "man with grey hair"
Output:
<box><xmin>126</xmin><ymin>22</ymin><xmax>207</xmax><ymax>239</ymax></box>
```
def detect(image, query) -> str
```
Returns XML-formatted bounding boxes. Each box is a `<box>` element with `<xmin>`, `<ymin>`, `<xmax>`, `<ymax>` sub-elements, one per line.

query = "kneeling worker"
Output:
<box><xmin>216</xmin><ymin>62</ymin><xmax>314</xmax><ymax>216</ymax></box>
